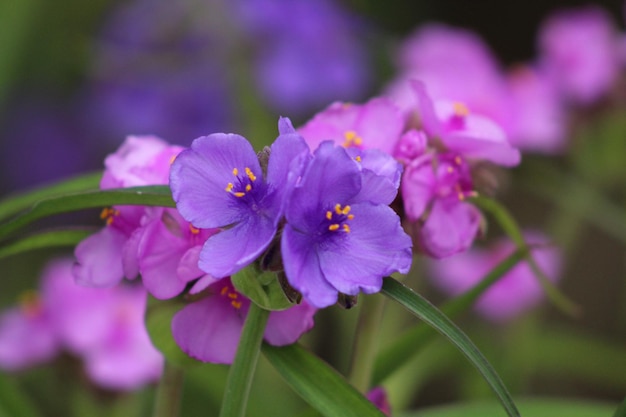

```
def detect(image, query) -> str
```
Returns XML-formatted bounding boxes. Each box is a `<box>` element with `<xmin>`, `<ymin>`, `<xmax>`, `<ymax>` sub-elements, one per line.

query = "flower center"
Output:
<box><xmin>225</xmin><ymin>167</ymin><xmax>258</xmax><ymax>198</ymax></box>
<box><xmin>220</xmin><ymin>285</ymin><xmax>243</xmax><ymax>309</ymax></box>
<box><xmin>100</xmin><ymin>207</ymin><xmax>120</xmax><ymax>226</ymax></box>
<box><xmin>342</xmin><ymin>131</ymin><xmax>363</xmax><ymax>148</ymax></box>
<box><xmin>325</xmin><ymin>203</ymin><xmax>354</xmax><ymax>233</ymax></box>
<box><xmin>447</xmin><ymin>101</ymin><xmax>470</xmax><ymax>130</ymax></box>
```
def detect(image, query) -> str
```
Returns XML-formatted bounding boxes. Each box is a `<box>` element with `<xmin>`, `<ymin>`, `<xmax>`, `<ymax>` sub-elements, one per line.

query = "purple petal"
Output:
<box><xmin>264</xmin><ymin>302</ymin><xmax>316</xmax><ymax>346</ymax></box>
<box><xmin>172</xmin><ymin>295</ymin><xmax>246</xmax><ymax>364</ymax></box>
<box><xmin>318</xmin><ymin>203</ymin><xmax>412</xmax><ymax>295</ymax></box>
<box><xmin>419</xmin><ymin>200</ymin><xmax>481</xmax><ymax>258</ymax></box>
<box><xmin>353</xmin><ymin>97</ymin><xmax>404</xmax><ymax>154</ymax></box>
<box><xmin>401</xmin><ymin>156</ymin><xmax>436</xmax><ymax>220</ymax></box>
<box><xmin>198</xmin><ymin>215</ymin><xmax>276</xmax><ymax>278</ymax></box>
<box><xmin>73</xmin><ymin>227</ymin><xmax>126</xmax><ymax>287</ymax></box>
<box><xmin>177</xmin><ymin>245</ymin><xmax>207</xmax><ymax>283</ymax></box>
<box><xmin>411</xmin><ymin>80</ymin><xmax>443</xmax><ymax>137</ymax></box>
<box><xmin>282</xmin><ymin>225</ymin><xmax>338</xmax><ymax>308</ymax></box>
<box><xmin>169</xmin><ymin>133</ymin><xmax>262</xmax><ymax>229</ymax></box>
<box><xmin>266</xmin><ymin>118</ymin><xmax>310</xmax><ymax>195</ymax></box>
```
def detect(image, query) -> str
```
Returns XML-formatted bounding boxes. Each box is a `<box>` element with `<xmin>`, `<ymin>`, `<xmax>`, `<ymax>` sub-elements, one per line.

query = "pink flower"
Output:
<box><xmin>402</xmin><ymin>151</ymin><xmax>481</xmax><ymax>258</ymax></box>
<box><xmin>538</xmin><ymin>6</ymin><xmax>622</xmax><ymax>104</ymax></box>
<box><xmin>428</xmin><ymin>231</ymin><xmax>562</xmax><ymax>322</ymax></box>
<box><xmin>172</xmin><ymin>278</ymin><xmax>316</xmax><ymax>364</ymax></box>
<box><xmin>367</xmin><ymin>387</ymin><xmax>392</xmax><ymax>416</ymax></box>
<box><xmin>73</xmin><ymin>136</ymin><xmax>183</xmax><ymax>288</ymax></box>
<box><xmin>297</xmin><ymin>98</ymin><xmax>405</xmax><ymax>155</ymax></box>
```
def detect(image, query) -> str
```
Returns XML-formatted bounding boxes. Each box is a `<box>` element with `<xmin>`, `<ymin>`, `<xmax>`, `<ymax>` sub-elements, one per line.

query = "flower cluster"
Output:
<box><xmin>0</xmin><ymin>259</ymin><xmax>162</xmax><ymax>390</ymax></box>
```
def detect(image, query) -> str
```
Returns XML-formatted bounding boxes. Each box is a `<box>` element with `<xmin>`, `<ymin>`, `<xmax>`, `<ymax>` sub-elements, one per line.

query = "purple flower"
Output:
<box><xmin>172</xmin><ymin>278</ymin><xmax>316</xmax><ymax>364</ymax></box>
<box><xmin>170</xmin><ymin>118</ymin><xmax>309</xmax><ymax>278</ymax></box>
<box><xmin>281</xmin><ymin>141</ymin><xmax>412</xmax><ymax>308</ymax></box>
<box><xmin>367</xmin><ymin>387</ymin><xmax>392</xmax><ymax>416</ymax></box>
<box><xmin>412</xmin><ymin>81</ymin><xmax>521</xmax><ymax>167</ymax></box>
<box><xmin>73</xmin><ymin>136</ymin><xmax>182</xmax><ymax>288</ymax></box>
<box><xmin>298</xmin><ymin>98</ymin><xmax>404</xmax><ymax>155</ymax></box>
<box><xmin>428</xmin><ymin>231</ymin><xmax>562</xmax><ymax>322</ymax></box>
<box><xmin>402</xmin><ymin>152</ymin><xmax>481</xmax><ymax>258</ymax></box>
<box><xmin>538</xmin><ymin>6</ymin><xmax>621</xmax><ymax>105</ymax></box>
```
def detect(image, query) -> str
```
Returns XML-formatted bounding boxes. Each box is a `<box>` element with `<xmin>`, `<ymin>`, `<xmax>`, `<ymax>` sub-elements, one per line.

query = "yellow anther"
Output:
<box><xmin>100</xmin><ymin>207</ymin><xmax>113</xmax><ymax>220</ymax></box>
<box><xmin>228</xmin><ymin>292</ymin><xmax>238</xmax><ymax>300</ymax></box>
<box><xmin>189</xmin><ymin>224</ymin><xmax>200</xmax><ymax>235</ymax></box>
<box><xmin>245</xmin><ymin>184</ymin><xmax>252</xmax><ymax>192</ymax></box>
<box><xmin>225</xmin><ymin>183</ymin><xmax>234</xmax><ymax>192</ymax></box>
<box><xmin>326</xmin><ymin>211</ymin><xmax>333</xmax><ymax>220</ymax></box>
<box><xmin>342</xmin><ymin>224</ymin><xmax>351</xmax><ymax>233</ymax></box>
<box><xmin>355</xmin><ymin>155</ymin><xmax>362</xmax><ymax>162</ymax></box>
<box><xmin>334</xmin><ymin>204</ymin><xmax>342</xmax><ymax>215</ymax></box>
<box><xmin>234</xmin><ymin>192</ymin><xmax>245</xmax><ymax>197</ymax></box>
<box><xmin>221</xmin><ymin>286</ymin><xmax>229</xmax><ymax>296</ymax></box>
<box><xmin>245</xmin><ymin>167</ymin><xmax>257</xmax><ymax>182</ymax></box>
<box><xmin>329</xmin><ymin>224</ymin><xmax>340</xmax><ymax>231</ymax></box>
<box><xmin>341</xmin><ymin>205</ymin><xmax>351</xmax><ymax>215</ymax></box>
<box><xmin>454</xmin><ymin>156</ymin><xmax>463</xmax><ymax>165</ymax></box>
<box><xmin>232</xmin><ymin>168</ymin><xmax>239</xmax><ymax>176</ymax></box>
<box><xmin>458</xmin><ymin>193</ymin><xmax>466</xmax><ymax>201</ymax></box>
<box><xmin>348</xmin><ymin>214</ymin><xmax>355</xmax><ymax>220</ymax></box>
<box><xmin>452</xmin><ymin>102</ymin><xmax>469</xmax><ymax>117</ymax></box>
<box><xmin>231</xmin><ymin>301</ymin><xmax>242</xmax><ymax>309</ymax></box>
<box><xmin>342</xmin><ymin>130</ymin><xmax>363</xmax><ymax>147</ymax></box>
<box><xmin>169</xmin><ymin>154</ymin><xmax>177</xmax><ymax>165</ymax></box>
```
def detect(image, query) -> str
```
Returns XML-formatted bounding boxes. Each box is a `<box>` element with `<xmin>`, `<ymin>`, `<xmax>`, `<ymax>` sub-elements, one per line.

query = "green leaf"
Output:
<box><xmin>0</xmin><ymin>171</ymin><xmax>101</xmax><ymax>222</ymax></box>
<box><xmin>231</xmin><ymin>265</ymin><xmax>292</xmax><ymax>311</ymax></box>
<box><xmin>613</xmin><ymin>397</ymin><xmax>626</xmax><ymax>417</ymax></box>
<box><xmin>263</xmin><ymin>343</ymin><xmax>386</xmax><ymax>417</ymax></box>
<box><xmin>397</xmin><ymin>398</ymin><xmax>616</xmax><ymax>417</ymax></box>
<box><xmin>220</xmin><ymin>302</ymin><xmax>270</xmax><ymax>417</ymax></box>
<box><xmin>472</xmin><ymin>195</ymin><xmax>580</xmax><ymax>317</ymax></box>
<box><xmin>373</xmin><ymin>248</ymin><xmax>526</xmax><ymax>385</ymax></box>
<box><xmin>0</xmin><ymin>228</ymin><xmax>94</xmax><ymax>260</ymax></box>
<box><xmin>0</xmin><ymin>371</ymin><xmax>43</xmax><ymax>417</ymax></box>
<box><xmin>381</xmin><ymin>277</ymin><xmax>520</xmax><ymax>417</ymax></box>
<box><xmin>145</xmin><ymin>298</ymin><xmax>201</xmax><ymax>370</ymax></box>
<box><xmin>0</xmin><ymin>185</ymin><xmax>174</xmax><ymax>241</ymax></box>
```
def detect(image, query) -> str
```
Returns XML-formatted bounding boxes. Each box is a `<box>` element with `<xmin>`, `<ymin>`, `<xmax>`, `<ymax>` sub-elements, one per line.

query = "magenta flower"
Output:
<box><xmin>538</xmin><ymin>6</ymin><xmax>621</xmax><ymax>105</ymax></box>
<box><xmin>281</xmin><ymin>141</ymin><xmax>412</xmax><ymax>308</ymax></box>
<box><xmin>169</xmin><ymin>118</ymin><xmax>309</xmax><ymax>278</ymax></box>
<box><xmin>412</xmin><ymin>81</ymin><xmax>521</xmax><ymax>167</ymax></box>
<box><xmin>0</xmin><ymin>293</ymin><xmax>58</xmax><ymax>371</ymax></box>
<box><xmin>428</xmin><ymin>231</ymin><xmax>562</xmax><ymax>322</ymax></box>
<box><xmin>43</xmin><ymin>259</ymin><xmax>163</xmax><ymax>390</ymax></box>
<box><xmin>297</xmin><ymin>97</ymin><xmax>405</xmax><ymax>155</ymax></box>
<box><xmin>172</xmin><ymin>278</ymin><xmax>316</xmax><ymax>364</ymax></box>
<box><xmin>74</xmin><ymin>136</ymin><xmax>182</xmax><ymax>287</ymax></box>
<box><xmin>367</xmin><ymin>387</ymin><xmax>392</xmax><ymax>416</ymax></box>
<box><xmin>136</xmin><ymin>207</ymin><xmax>218</xmax><ymax>299</ymax></box>
<box><xmin>402</xmin><ymin>151</ymin><xmax>481</xmax><ymax>258</ymax></box>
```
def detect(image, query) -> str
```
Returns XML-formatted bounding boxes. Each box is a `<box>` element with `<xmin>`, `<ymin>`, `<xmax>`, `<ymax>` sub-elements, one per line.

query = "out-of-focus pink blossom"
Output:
<box><xmin>367</xmin><ymin>387</ymin><xmax>392</xmax><ymax>416</ymax></box>
<box><xmin>428</xmin><ymin>231</ymin><xmax>562</xmax><ymax>322</ymax></box>
<box><xmin>538</xmin><ymin>6</ymin><xmax>622</xmax><ymax>104</ymax></box>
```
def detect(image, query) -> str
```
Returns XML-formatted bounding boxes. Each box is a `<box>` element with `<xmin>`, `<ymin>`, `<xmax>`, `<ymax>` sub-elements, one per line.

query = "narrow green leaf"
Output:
<box><xmin>373</xmin><ymin>248</ymin><xmax>526</xmax><ymax>385</ymax></box>
<box><xmin>381</xmin><ymin>277</ymin><xmax>520</xmax><ymax>417</ymax></box>
<box><xmin>231</xmin><ymin>265</ymin><xmax>292</xmax><ymax>311</ymax></box>
<box><xmin>0</xmin><ymin>171</ymin><xmax>102</xmax><ymax>222</ymax></box>
<box><xmin>263</xmin><ymin>343</ymin><xmax>386</xmax><ymax>417</ymax></box>
<box><xmin>0</xmin><ymin>186</ymin><xmax>174</xmax><ymax>241</ymax></box>
<box><xmin>220</xmin><ymin>302</ymin><xmax>269</xmax><ymax>417</ymax></box>
<box><xmin>472</xmin><ymin>195</ymin><xmax>580</xmax><ymax>317</ymax></box>
<box><xmin>0</xmin><ymin>228</ymin><xmax>94</xmax><ymax>260</ymax></box>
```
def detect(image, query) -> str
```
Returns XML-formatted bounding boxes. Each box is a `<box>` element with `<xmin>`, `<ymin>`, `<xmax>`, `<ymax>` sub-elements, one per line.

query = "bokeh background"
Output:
<box><xmin>0</xmin><ymin>0</ymin><xmax>624</xmax><ymax>416</ymax></box>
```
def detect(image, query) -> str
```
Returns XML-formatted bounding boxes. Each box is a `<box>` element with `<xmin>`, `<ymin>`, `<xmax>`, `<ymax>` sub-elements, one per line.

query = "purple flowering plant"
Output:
<box><xmin>1</xmin><ymin>3</ymin><xmax>625</xmax><ymax>417</ymax></box>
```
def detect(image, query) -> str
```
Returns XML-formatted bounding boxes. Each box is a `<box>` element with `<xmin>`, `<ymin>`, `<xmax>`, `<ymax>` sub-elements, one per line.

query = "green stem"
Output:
<box><xmin>219</xmin><ymin>302</ymin><xmax>270</xmax><ymax>417</ymax></box>
<box><xmin>348</xmin><ymin>294</ymin><xmax>386</xmax><ymax>393</ymax></box>
<box><xmin>153</xmin><ymin>363</ymin><xmax>185</xmax><ymax>417</ymax></box>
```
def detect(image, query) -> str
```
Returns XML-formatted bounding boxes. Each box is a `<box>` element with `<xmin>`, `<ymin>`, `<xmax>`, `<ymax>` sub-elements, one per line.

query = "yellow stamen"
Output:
<box><xmin>221</xmin><ymin>286</ymin><xmax>229</xmax><ymax>296</ymax></box>
<box><xmin>348</xmin><ymin>214</ymin><xmax>355</xmax><ymax>220</ymax></box>
<box><xmin>329</xmin><ymin>224</ymin><xmax>340</xmax><ymax>231</ymax></box>
<box><xmin>334</xmin><ymin>204</ymin><xmax>342</xmax><ymax>215</ymax></box>
<box><xmin>355</xmin><ymin>155</ymin><xmax>362</xmax><ymax>162</ymax></box>
<box><xmin>326</xmin><ymin>211</ymin><xmax>333</xmax><ymax>220</ymax></box>
<box><xmin>458</xmin><ymin>193</ymin><xmax>465</xmax><ymax>201</ymax></box>
<box><xmin>245</xmin><ymin>167</ymin><xmax>257</xmax><ymax>182</ymax></box>
<box><xmin>245</xmin><ymin>184</ymin><xmax>252</xmax><ymax>192</ymax></box>
<box><xmin>225</xmin><ymin>183</ymin><xmax>234</xmax><ymax>192</ymax></box>
<box><xmin>169</xmin><ymin>154</ymin><xmax>177</xmax><ymax>165</ymax></box>
<box><xmin>342</xmin><ymin>130</ymin><xmax>363</xmax><ymax>147</ymax></box>
<box><xmin>231</xmin><ymin>301</ymin><xmax>242</xmax><ymax>309</ymax></box>
<box><xmin>189</xmin><ymin>224</ymin><xmax>200</xmax><ymax>235</ymax></box>
<box><xmin>452</xmin><ymin>102</ymin><xmax>469</xmax><ymax>117</ymax></box>
<box><xmin>341</xmin><ymin>205</ymin><xmax>351</xmax><ymax>215</ymax></box>
<box><xmin>342</xmin><ymin>224</ymin><xmax>351</xmax><ymax>233</ymax></box>
<box><xmin>228</xmin><ymin>293</ymin><xmax>238</xmax><ymax>300</ymax></box>
<box><xmin>234</xmin><ymin>192</ymin><xmax>245</xmax><ymax>197</ymax></box>
<box><xmin>454</xmin><ymin>156</ymin><xmax>463</xmax><ymax>165</ymax></box>
<box><xmin>232</xmin><ymin>168</ymin><xmax>239</xmax><ymax>176</ymax></box>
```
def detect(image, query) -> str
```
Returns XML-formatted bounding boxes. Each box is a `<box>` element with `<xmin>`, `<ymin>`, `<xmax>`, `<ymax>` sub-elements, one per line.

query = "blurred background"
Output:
<box><xmin>0</xmin><ymin>0</ymin><xmax>624</xmax><ymax>416</ymax></box>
